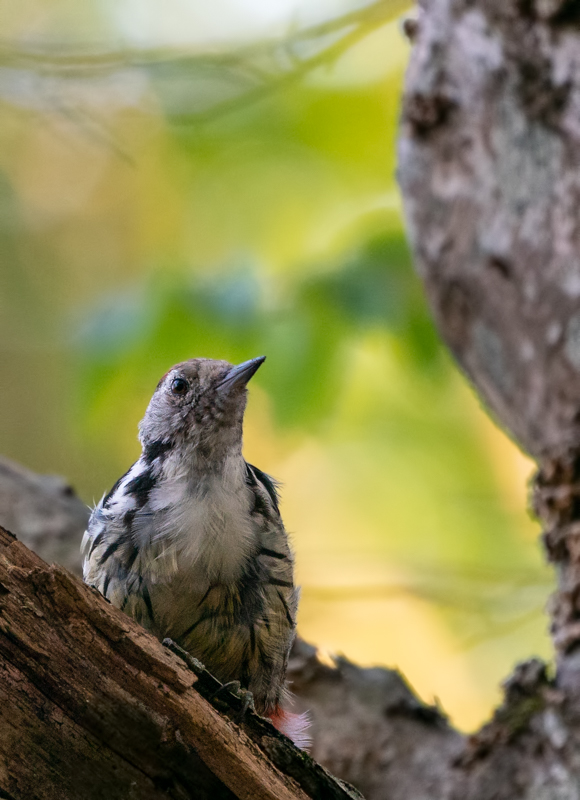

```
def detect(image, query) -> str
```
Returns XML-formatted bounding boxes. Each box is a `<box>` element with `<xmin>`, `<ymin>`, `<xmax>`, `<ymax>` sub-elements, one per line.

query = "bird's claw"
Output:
<box><xmin>208</xmin><ymin>679</ymin><xmax>241</xmax><ymax>702</ymax></box>
<box><xmin>162</xmin><ymin>638</ymin><xmax>206</xmax><ymax>676</ymax></box>
<box><xmin>162</xmin><ymin>639</ymin><xmax>254</xmax><ymax>722</ymax></box>
<box><xmin>235</xmin><ymin>687</ymin><xmax>255</xmax><ymax>723</ymax></box>
<box><xmin>209</xmin><ymin>680</ymin><xmax>255</xmax><ymax>722</ymax></box>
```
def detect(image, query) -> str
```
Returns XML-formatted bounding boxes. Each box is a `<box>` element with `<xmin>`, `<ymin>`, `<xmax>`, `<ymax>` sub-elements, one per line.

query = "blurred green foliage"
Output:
<box><xmin>76</xmin><ymin>228</ymin><xmax>443</xmax><ymax>429</ymax></box>
<box><xmin>0</xmin><ymin>0</ymin><xmax>552</xmax><ymax>730</ymax></box>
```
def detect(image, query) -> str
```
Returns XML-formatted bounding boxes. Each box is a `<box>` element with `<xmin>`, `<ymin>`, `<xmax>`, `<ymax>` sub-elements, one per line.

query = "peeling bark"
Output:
<box><xmin>0</xmin><ymin>524</ymin><xmax>360</xmax><ymax>800</ymax></box>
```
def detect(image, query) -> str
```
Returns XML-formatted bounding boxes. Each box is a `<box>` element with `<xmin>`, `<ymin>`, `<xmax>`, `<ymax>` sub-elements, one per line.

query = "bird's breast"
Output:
<box><xmin>146</xmin><ymin>463</ymin><xmax>257</xmax><ymax>586</ymax></box>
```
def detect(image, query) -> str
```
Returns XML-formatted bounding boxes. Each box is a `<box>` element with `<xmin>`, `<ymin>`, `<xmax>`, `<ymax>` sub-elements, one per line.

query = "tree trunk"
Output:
<box><xmin>396</xmin><ymin>0</ymin><xmax>580</xmax><ymax>797</ymax></box>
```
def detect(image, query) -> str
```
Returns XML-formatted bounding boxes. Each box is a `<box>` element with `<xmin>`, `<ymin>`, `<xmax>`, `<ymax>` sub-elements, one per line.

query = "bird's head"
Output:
<box><xmin>138</xmin><ymin>356</ymin><xmax>265</xmax><ymax>461</ymax></box>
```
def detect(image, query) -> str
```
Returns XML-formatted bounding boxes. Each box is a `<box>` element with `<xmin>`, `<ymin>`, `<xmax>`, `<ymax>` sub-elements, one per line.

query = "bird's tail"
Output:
<box><xmin>268</xmin><ymin>707</ymin><xmax>311</xmax><ymax>751</ymax></box>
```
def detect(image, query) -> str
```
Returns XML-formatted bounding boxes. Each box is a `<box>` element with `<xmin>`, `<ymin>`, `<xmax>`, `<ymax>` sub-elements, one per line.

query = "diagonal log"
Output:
<box><xmin>0</xmin><ymin>524</ymin><xmax>360</xmax><ymax>800</ymax></box>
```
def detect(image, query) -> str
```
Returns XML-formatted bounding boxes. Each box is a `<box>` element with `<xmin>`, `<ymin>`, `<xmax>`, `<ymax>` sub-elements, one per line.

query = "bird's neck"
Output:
<box><xmin>155</xmin><ymin>439</ymin><xmax>246</xmax><ymax>491</ymax></box>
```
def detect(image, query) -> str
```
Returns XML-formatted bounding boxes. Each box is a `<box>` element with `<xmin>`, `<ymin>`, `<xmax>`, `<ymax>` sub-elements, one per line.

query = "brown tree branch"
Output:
<box><xmin>0</xmin><ymin>524</ymin><xmax>361</xmax><ymax>800</ymax></box>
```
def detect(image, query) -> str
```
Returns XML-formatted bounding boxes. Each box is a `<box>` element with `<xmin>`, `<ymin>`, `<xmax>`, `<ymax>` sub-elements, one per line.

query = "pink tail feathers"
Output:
<box><xmin>268</xmin><ymin>708</ymin><xmax>311</xmax><ymax>750</ymax></box>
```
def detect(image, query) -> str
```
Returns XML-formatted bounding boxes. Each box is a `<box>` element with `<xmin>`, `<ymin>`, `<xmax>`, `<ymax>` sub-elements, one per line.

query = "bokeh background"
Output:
<box><xmin>0</xmin><ymin>0</ymin><xmax>552</xmax><ymax>731</ymax></box>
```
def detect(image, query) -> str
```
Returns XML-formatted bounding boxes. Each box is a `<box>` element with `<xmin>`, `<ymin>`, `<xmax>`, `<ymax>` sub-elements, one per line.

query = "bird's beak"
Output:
<box><xmin>218</xmin><ymin>356</ymin><xmax>266</xmax><ymax>393</ymax></box>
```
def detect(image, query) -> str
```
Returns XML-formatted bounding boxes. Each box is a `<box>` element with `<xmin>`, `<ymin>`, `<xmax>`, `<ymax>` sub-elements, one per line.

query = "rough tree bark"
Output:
<box><xmin>0</xmin><ymin>522</ymin><xmax>365</xmax><ymax>800</ymax></box>
<box><xmin>397</xmin><ymin>0</ymin><xmax>580</xmax><ymax>797</ymax></box>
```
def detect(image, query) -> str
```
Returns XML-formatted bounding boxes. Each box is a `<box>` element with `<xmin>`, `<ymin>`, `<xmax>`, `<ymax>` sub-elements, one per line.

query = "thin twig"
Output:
<box><xmin>0</xmin><ymin>0</ymin><xmax>410</xmax><ymax>75</ymax></box>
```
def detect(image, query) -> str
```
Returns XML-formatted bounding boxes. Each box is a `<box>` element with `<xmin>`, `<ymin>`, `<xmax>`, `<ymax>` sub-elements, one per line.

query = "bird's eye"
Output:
<box><xmin>170</xmin><ymin>377</ymin><xmax>188</xmax><ymax>396</ymax></box>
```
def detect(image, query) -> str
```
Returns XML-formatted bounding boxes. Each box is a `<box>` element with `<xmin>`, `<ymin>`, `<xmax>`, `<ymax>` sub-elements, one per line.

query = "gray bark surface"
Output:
<box><xmin>0</xmin><ymin>455</ymin><xmax>86</xmax><ymax>575</ymax></box>
<box><xmin>399</xmin><ymin>0</ymin><xmax>580</xmax><ymax>460</ymax></box>
<box><xmin>398</xmin><ymin>0</ymin><xmax>580</xmax><ymax>798</ymax></box>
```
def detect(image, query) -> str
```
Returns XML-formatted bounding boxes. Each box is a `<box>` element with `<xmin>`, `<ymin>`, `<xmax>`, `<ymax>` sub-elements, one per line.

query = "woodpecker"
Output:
<box><xmin>82</xmin><ymin>356</ymin><xmax>308</xmax><ymax>747</ymax></box>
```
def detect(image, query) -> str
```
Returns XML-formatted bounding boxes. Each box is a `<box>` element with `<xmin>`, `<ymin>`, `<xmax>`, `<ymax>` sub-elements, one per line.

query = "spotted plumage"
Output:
<box><xmin>82</xmin><ymin>357</ymin><xmax>306</xmax><ymax>742</ymax></box>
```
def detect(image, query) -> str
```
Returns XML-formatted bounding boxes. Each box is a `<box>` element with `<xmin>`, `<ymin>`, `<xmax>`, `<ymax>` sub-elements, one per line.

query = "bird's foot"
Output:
<box><xmin>162</xmin><ymin>639</ymin><xmax>254</xmax><ymax>722</ymax></box>
<box><xmin>162</xmin><ymin>637</ymin><xmax>206</xmax><ymax>676</ymax></box>
<box><xmin>210</xmin><ymin>681</ymin><xmax>255</xmax><ymax>722</ymax></box>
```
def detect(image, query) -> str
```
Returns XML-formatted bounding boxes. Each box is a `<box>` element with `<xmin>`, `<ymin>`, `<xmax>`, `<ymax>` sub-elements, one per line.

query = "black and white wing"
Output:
<box><xmin>82</xmin><ymin>458</ymin><xmax>162</xmax><ymax>627</ymax></box>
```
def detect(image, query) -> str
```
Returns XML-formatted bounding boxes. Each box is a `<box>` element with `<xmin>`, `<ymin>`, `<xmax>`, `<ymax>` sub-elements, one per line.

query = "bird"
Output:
<box><xmin>82</xmin><ymin>356</ymin><xmax>308</xmax><ymax>747</ymax></box>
